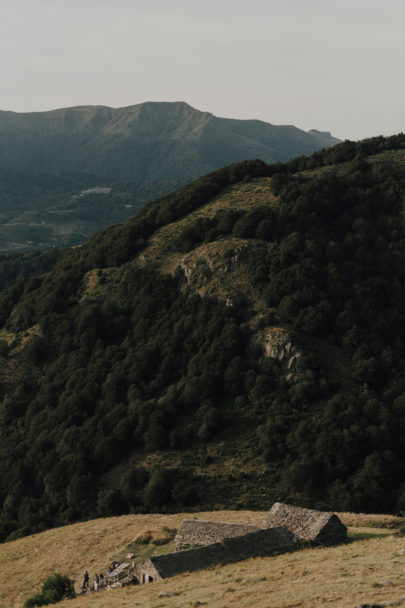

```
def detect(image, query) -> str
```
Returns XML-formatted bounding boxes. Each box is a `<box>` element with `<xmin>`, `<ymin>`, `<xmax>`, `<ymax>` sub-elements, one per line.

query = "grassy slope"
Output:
<box><xmin>2</xmin><ymin>511</ymin><xmax>404</xmax><ymax>608</ymax></box>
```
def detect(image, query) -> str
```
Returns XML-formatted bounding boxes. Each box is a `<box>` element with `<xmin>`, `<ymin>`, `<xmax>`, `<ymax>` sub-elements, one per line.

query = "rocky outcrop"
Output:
<box><xmin>252</xmin><ymin>326</ymin><xmax>301</xmax><ymax>376</ymax></box>
<box><xmin>178</xmin><ymin>239</ymin><xmax>251</xmax><ymax>306</ymax></box>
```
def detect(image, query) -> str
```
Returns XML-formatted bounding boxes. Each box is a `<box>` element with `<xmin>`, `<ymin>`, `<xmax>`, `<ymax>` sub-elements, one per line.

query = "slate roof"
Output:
<box><xmin>262</xmin><ymin>502</ymin><xmax>347</xmax><ymax>545</ymax></box>
<box><xmin>174</xmin><ymin>519</ymin><xmax>260</xmax><ymax>551</ymax></box>
<box><xmin>142</xmin><ymin>526</ymin><xmax>295</xmax><ymax>579</ymax></box>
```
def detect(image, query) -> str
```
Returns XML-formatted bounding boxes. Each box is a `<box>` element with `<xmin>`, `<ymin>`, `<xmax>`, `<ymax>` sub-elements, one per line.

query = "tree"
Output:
<box><xmin>143</xmin><ymin>467</ymin><xmax>173</xmax><ymax>509</ymax></box>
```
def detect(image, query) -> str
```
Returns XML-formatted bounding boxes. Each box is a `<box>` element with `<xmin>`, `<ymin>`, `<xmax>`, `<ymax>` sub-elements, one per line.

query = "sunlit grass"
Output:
<box><xmin>2</xmin><ymin>510</ymin><xmax>405</xmax><ymax>608</ymax></box>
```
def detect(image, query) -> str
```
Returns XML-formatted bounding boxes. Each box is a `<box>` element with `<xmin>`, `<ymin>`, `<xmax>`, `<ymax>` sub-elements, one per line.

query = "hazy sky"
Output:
<box><xmin>1</xmin><ymin>0</ymin><xmax>404</xmax><ymax>140</ymax></box>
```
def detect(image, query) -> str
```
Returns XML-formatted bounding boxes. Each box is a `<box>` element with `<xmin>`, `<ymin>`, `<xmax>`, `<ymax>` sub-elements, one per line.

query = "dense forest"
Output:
<box><xmin>1</xmin><ymin>134</ymin><xmax>405</xmax><ymax>541</ymax></box>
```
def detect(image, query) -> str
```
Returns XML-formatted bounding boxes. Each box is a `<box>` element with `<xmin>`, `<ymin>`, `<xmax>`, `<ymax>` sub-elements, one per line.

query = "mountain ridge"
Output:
<box><xmin>0</xmin><ymin>101</ymin><xmax>337</xmax><ymax>141</ymax></box>
<box><xmin>0</xmin><ymin>101</ymin><xmax>340</xmax><ymax>252</ymax></box>
<box><xmin>0</xmin><ymin>101</ymin><xmax>340</xmax><ymax>181</ymax></box>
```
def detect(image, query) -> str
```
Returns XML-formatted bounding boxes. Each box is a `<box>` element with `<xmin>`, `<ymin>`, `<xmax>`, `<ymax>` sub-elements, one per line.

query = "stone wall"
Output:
<box><xmin>137</xmin><ymin>526</ymin><xmax>296</xmax><ymax>582</ymax></box>
<box><xmin>135</xmin><ymin>559</ymin><xmax>161</xmax><ymax>583</ymax></box>
<box><xmin>262</xmin><ymin>502</ymin><xmax>347</xmax><ymax>545</ymax></box>
<box><xmin>175</xmin><ymin>519</ymin><xmax>260</xmax><ymax>551</ymax></box>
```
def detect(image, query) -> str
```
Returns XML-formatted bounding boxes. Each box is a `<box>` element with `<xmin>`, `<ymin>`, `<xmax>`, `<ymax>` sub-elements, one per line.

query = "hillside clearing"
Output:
<box><xmin>136</xmin><ymin>177</ymin><xmax>276</xmax><ymax>274</ymax></box>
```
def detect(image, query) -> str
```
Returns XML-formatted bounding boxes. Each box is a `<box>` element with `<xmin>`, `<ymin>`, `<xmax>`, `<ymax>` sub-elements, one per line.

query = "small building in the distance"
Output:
<box><xmin>174</xmin><ymin>519</ymin><xmax>260</xmax><ymax>551</ymax></box>
<box><xmin>136</xmin><ymin>526</ymin><xmax>295</xmax><ymax>583</ymax></box>
<box><xmin>262</xmin><ymin>502</ymin><xmax>347</xmax><ymax>546</ymax></box>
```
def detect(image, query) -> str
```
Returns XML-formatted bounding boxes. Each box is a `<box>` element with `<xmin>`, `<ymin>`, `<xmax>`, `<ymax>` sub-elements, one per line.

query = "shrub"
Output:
<box><xmin>24</xmin><ymin>594</ymin><xmax>46</xmax><ymax>608</ymax></box>
<box><xmin>135</xmin><ymin>530</ymin><xmax>153</xmax><ymax>544</ymax></box>
<box><xmin>24</xmin><ymin>573</ymin><xmax>75</xmax><ymax>607</ymax></box>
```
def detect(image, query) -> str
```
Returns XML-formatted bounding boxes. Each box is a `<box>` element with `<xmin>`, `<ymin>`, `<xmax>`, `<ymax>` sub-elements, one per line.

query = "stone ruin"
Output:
<box><xmin>174</xmin><ymin>519</ymin><xmax>260</xmax><ymax>551</ymax></box>
<box><xmin>262</xmin><ymin>502</ymin><xmax>347</xmax><ymax>546</ymax></box>
<box><xmin>135</xmin><ymin>502</ymin><xmax>347</xmax><ymax>584</ymax></box>
<box><xmin>136</xmin><ymin>526</ymin><xmax>295</xmax><ymax>583</ymax></box>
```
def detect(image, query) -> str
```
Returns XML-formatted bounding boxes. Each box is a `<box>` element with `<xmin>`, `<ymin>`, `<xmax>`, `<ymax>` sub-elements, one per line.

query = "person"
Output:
<box><xmin>83</xmin><ymin>571</ymin><xmax>89</xmax><ymax>589</ymax></box>
<box><xmin>93</xmin><ymin>575</ymin><xmax>98</xmax><ymax>592</ymax></box>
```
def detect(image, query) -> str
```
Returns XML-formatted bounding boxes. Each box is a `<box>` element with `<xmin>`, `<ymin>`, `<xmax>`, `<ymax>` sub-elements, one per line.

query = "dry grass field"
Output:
<box><xmin>1</xmin><ymin>510</ymin><xmax>405</xmax><ymax>608</ymax></box>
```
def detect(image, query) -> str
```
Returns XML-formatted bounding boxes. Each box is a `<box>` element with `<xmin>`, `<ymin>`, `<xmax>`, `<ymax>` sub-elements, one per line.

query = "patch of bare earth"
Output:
<box><xmin>0</xmin><ymin>324</ymin><xmax>41</xmax><ymax>385</ymax></box>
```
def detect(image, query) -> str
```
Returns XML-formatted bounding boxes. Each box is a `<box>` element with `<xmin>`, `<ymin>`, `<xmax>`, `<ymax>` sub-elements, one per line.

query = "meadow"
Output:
<box><xmin>2</xmin><ymin>510</ymin><xmax>404</xmax><ymax>608</ymax></box>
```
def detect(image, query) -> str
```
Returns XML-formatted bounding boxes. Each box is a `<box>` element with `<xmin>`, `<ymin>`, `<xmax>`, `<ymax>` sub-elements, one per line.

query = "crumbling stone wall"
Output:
<box><xmin>175</xmin><ymin>519</ymin><xmax>260</xmax><ymax>551</ymax></box>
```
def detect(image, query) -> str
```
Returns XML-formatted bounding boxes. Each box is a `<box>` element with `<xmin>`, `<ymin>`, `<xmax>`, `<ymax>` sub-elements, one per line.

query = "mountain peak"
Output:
<box><xmin>308</xmin><ymin>128</ymin><xmax>341</xmax><ymax>144</ymax></box>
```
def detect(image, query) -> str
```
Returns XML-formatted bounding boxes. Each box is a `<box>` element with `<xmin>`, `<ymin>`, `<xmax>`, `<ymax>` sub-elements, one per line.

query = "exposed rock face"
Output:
<box><xmin>178</xmin><ymin>240</ymin><xmax>251</xmax><ymax>306</ymax></box>
<box><xmin>262</xmin><ymin>502</ymin><xmax>347</xmax><ymax>546</ymax></box>
<box><xmin>251</xmin><ymin>326</ymin><xmax>301</xmax><ymax>378</ymax></box>
<box><xmin>178</xmin><ymin>241</ymin><xmax>303</xmax><ymax>376</ymax></box>
<box><xmin>174</xmin><ymin>519</ymin><xmax>260</xmax><ymax>551</ymax></box>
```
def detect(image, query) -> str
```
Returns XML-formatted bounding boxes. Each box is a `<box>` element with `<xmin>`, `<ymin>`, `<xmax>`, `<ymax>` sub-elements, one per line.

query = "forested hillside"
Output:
<box><xmin>0</xmin><ymin>102</ymin><xmax>339</xmax><ymax>251</ymax></box>
<box><xmin>1</xmin><ymin>134</ymin><xmax>405</xmax><ymax>542</ymax></box>
<box><xmin>0</xmin><ymin>168</ymin><xmax>150</xmax><ymax>252</ymax></box>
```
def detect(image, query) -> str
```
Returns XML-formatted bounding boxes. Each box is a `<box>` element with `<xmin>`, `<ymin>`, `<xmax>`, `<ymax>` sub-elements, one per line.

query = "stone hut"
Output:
<box><xmin>262</xmin><ymin>502</ymin><xmax>347</xmax><ymax>546</ymax></box>
<box><xmin>174</xmin><ymin>519</ymin><xmax>260</xmax><ymax>551</ymax></box>
<box><xmin>136</xmin><ymin>526</ymin><xmax>295</xmax><ymax>583</ymax></box>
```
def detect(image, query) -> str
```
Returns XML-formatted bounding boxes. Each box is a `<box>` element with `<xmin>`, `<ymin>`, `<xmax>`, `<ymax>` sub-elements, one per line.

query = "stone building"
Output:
<box><xmin>262</xmin><ymin>502</ymin><xmax>347</xmax><ymax>546</ymax></box>
<box><xmin>136</xmin><ymin>526</ymin><xmax>295</xmax><ymax>583</ymax></box>
<box><xmin>174</xmin><ymin>519</ymin><xmax>260</xmax><ymax>551</ymax></box>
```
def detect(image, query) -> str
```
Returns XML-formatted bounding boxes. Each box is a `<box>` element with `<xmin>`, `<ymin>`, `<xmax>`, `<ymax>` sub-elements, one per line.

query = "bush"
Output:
<box><xmin>24</xmin><ymin>594</ymin><xmax>47</xmax><ymax>608</ymax></box>
<box><xmin>24</xmin><ymin>573</ymin><xmax>75</xmax><ymax>607</ymax></box>
<box><xmin>135</xmin><ymin>530</ymin><xmax>153</xmax><ymax>544</ymax></box>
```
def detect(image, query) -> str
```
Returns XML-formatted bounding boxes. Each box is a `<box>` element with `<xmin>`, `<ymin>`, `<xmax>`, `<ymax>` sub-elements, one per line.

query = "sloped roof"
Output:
<box><xmin>145</xmin><ymin>526</ymin><xmax>295</xmax><ymax>579</ymax></box>
<box><xmin>262</xmin><ymin>502</ymin><xmax>347</xmax><ymax>545</ymax></box>
<box><xmin>175</xmin><ymin>519</ymin><xmax>260</xmax><ymax>550</ymax></box>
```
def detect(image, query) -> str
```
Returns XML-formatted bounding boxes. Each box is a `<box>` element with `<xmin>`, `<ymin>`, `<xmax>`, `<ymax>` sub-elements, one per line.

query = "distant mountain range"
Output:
<box><xmin>0</xmin><ymin>102</ymin><xmax>340</xmax><ymax>251</ymax></box>
<box><xmin>0</xmin><ymin>101</ymin><xmax>340</xmax><ymax>181</ymax></box>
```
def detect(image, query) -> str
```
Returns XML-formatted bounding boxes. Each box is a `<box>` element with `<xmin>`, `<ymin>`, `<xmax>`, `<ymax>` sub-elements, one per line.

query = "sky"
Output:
<box><xmin>1</xmin><ymin>0</ymin><xmax>404</xmax><ymax>141</ymax></box>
